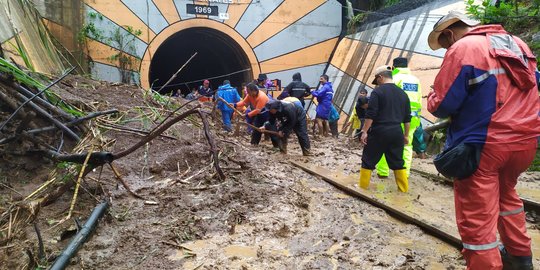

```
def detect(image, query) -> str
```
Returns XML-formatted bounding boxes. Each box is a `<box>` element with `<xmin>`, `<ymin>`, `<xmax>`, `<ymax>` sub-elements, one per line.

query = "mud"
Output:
<box><xmin>1</xmin><ymin>77</ymin><xmax>537</xmax><ymax>269</ymax></box>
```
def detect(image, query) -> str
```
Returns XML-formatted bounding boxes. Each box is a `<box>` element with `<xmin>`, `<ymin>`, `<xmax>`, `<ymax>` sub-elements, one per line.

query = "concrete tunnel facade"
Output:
<box><xmin>72</xmin><ymin>0</ymin><xmax>343</xmax><ymax>96</ymax></box>
<box><xmin>30</xmin><ymin>0</ymin><xmax>468</xmax><ymax>121</ymax></box>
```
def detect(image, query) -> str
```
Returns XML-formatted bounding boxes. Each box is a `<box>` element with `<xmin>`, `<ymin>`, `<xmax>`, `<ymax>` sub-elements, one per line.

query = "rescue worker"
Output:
<box><xmin>376</xmin><ymin>57</ymin><xmax>422</xmax><ymax>178</ymax></box>
<box><xmin>342</xmin><ymin>88</ymin><xmax>368</xmax><ymax>138</ymax></box>
<box><xmin>256</xmin><ymin>73</ymin><xmax>274</xmax><ymax>96</ymax></box>
<box><xmin>311</xmin><ymin>74</ymin><xmax>334</xmax><ymax>137</ymax></box>
<box><xmin>216</xmin><ymin>80</ymin><xmax>241</xmax><ymax>132</ymax></box>
<box><xmin>277</xmin><ymin>72</ymin><xmax>311</xmax><ymax>107</ymax></box>
<box><xmin>359</xmin><ymin>65</ymin><xmax>411</xmax><ymax>192</ymax></box>
<box><xmin>412</xmin><ymin>124</ymin><xmax>427</xmax><ymax>159</ymax></box>
<box><xmin>264</xmin><ymin>100</ymin><xmax>311</xmax><ymax>156</ymax></box>
<box><xmin>283</xmin><ymin>96</ymin><xmax>303</xmax><ymax>109</ymax></box>
<box><xmin>198</xmin><ymin>79</ymin><xmax>213</xmax><ymax>102</ymax></box>
<box><xmin>427</xmin><ymin>11</ymin><xmax>540</xmax><ymax>269</ymax></box>
<box><xmin>235</xmin><ymin>83</ymin><xmax>279</xmax><ymax>147</ymax></box>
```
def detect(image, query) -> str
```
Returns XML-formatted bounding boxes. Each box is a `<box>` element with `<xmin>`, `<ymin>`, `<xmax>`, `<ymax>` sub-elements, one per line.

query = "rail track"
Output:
<box><xmin>410</xmin><ymin>168</ymin><xmax>540</xmax><ymax>215</ymax></box>
<box><xmin>292</xmin><ymin>160</ymin><xmax>540</xmax><ymax>255</ymax></box>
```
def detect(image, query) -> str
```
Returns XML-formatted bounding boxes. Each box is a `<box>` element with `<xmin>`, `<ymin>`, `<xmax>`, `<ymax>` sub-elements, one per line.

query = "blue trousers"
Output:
<box><xmin>221</xmin><ymin>110</ymin><xmax>233</xmax><ymax>131</ymax></box>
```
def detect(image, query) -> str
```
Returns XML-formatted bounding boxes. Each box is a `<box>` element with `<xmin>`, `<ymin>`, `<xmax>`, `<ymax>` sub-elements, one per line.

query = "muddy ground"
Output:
<box><xmin>1</xmin><ymin>77</ymin><xmax>538</xmax><ymax>269</ymax></box>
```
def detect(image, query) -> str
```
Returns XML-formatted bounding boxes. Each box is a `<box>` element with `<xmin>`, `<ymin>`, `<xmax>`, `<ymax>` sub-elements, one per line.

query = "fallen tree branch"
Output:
<box><xmin>27</xmin><ymin>109</ymin><xmax>118</xmax><ymax>135</ymax></box>
<box><xmin>114</xmin><ymin>105</ymin><xmax>201</xmax><ymax>159</ymax></box>
<box><xmin>33</xmin><ymin>223</ymin><xmax>45</xmax><ymax>261</ymax></box>
<box><xmin>0</xmin><ymin>109</ymin><xmax>118</xmax><ymax>145</ymax></box>
<box><xmin>197</xmin><ymin>111</ymin><xmax>225</xmax><ymax>180</ymax></box>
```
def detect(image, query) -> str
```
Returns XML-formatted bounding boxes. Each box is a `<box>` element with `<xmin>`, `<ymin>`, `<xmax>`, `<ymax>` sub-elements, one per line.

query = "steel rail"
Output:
<box><xmin>410</xmin><ymin>168</ymin><xmax>540</xmax><ymax>214</ymax></box>
<box><xmin>291</xmin><ymin>161</ymin><xmax>463</xmax><ymax>249</ymax></box>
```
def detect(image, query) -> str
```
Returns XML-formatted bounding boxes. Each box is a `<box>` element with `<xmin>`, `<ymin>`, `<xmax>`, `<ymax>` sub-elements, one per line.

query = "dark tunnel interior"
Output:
<box><xmin>149</xmin><ymin>27</ymin><xmax>253</xmax><ymax>97</ymax></box>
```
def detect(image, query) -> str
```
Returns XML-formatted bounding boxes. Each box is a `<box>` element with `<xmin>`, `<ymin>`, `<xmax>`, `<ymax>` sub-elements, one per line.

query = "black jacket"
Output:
<box><xmin>268</xmin><ymin>101</ymin><xmax>305</xmax><ymax>136</ymax></box>
<box><xmin>355</xmin><ymin>96</ymin><xmax>368</xmax><ymax>119</ymax></box>
<box><xmin>366</xmin><ymin>83</ymin><xmax>411</xmax><ymax>126</ymax></box>
<box><xmin>278</xmin><ymin>73</ymin><xmax>311</xmax><ymax>105</ymax></box>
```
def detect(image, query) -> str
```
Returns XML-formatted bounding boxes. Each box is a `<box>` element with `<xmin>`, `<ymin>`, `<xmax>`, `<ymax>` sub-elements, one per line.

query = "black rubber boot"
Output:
<box><xmin>500</xmin><ymin>246</ymin><xmax>534</xmax><ymax>270</ymax></box>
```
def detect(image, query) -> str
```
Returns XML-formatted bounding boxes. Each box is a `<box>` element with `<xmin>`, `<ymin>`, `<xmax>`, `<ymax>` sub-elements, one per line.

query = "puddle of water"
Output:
<box><xmin>223</xmin><ymin>245</ymin><xmax>257</xmax><ymax>258</ymax></box>
<box><xmin>182</xmin><ymin>239</ymin><xmax>210</xmax><ymax>251</ymax></box>
<box><xmin>330</xmin><ymin>257</ymin><xmax>339</xmax><ymax>270</ymax></box>
<box><xmin>299</xmin><ymin>255</ymin><xmax>315</xmax><ymax>269</ymax></box>
<box><xmin>530</xmin><ymin>228</ymin><xmax>540</xmax><ymax>259</ymax></box>
<box><xmin>517</xmin><ymin>189</ymin><xmax>540</xmax><ymax>203</ymax></box>
<box><xmin>326</xmin><ymin>241</ymin><xmax>350</xmax><ymax>255</ymax></box>
<box><xmin>351</xmin><ymin>213</ymin><xmax>363</xmax><ymax>225</ymax></box>
<box><xmin>270</xmin><ymin>249</ymin><xmax>290</xmax><ymax>257</ymax></box>
<box><xmin>310</xmin><ymin>187</ymin><xmax>329</xmax><ymax>193</ymax></box>
<box><xmin>168</xmin><ymin>248</ymin><xmax>196</xmax><ymax>261</ymax></box>
<box><xmin>333</xmin><ymin>192</ymin><xmax>351</xmax><ymax>199</ymax></box>
<box><xmin>425</xmin><ymin>257</ymin><xmax>447</xmax><ymax>270</ymax></box>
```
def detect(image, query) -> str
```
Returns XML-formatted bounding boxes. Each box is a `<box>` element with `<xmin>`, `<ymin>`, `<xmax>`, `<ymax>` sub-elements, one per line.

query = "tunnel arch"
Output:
<box><xmin>139</xmin><ymin>19</ymin><xmax>260</xmax><ymax>95</ymax></box>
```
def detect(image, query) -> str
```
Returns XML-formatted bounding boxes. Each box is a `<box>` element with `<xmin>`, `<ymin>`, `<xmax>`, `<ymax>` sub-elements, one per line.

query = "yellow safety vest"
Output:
<box><xmin>393</xmin><ymin>68</ymin><xmax>422</xmax><ymax>115</ymax></box>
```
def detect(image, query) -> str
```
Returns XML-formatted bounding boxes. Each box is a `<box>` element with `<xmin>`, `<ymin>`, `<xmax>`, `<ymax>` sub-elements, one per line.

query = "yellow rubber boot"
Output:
<box><xmin>394</xmin><ymin>169</ymin><xmax>409</xmax><ymax>192</ymax></box>
<box><xmin>359</xmin><ymin>168</ymin><xmax>372</xmax><ymax>189</ymax></box>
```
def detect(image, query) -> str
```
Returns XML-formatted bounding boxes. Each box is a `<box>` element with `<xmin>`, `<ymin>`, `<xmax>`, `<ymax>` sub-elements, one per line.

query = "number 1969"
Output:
<box><xmin>194</xmin><ymin>6</ymin><xmax>212</xmax><ymax>14</ymax></box>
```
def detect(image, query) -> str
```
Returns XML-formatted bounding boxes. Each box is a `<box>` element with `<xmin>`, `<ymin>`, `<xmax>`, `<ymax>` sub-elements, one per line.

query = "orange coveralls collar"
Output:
<box><xmin>235</xmin><ymin>91</ymin><xmax>269</xmax><ymax>118</ymax></box>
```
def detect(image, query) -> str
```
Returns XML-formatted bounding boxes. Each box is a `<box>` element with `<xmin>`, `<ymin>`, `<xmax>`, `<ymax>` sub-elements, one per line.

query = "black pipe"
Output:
<box><xmin>49</xmin><ymin>201</ymin><xmax>109</xmax><ymax>270</ymax></box>
<box><xmin>46</xmin><ymin>150</ymin><xmax>114</xmax><ymax>166</ymax></box>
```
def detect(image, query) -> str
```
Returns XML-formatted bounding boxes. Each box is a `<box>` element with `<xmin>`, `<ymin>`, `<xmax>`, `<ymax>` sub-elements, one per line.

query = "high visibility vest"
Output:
<box><xmin>393</xmin><ymin>68</ymin><xmax>422</xmax><ymax>115</ymax></box>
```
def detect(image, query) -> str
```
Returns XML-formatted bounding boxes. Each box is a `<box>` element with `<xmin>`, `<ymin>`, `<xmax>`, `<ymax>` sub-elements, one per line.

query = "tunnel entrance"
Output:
<box><xmin>149</xmin><ymin>27</ymin><xmax>253</xmax><ymax>96</ymax></box>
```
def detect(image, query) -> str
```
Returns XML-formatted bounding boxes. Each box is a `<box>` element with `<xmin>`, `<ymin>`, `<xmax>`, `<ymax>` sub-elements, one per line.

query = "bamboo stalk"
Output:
<box><xmin>0</xmin><ymin>66</ymin><xmax>75</xmax><ymax>132</ymax></box>
<box><xmin>157</xmin><ymin>52</ymin><xmax>197</xmax><ymax>93</ymax></box>
<box><xmin>3</xmin><ymin>86</ymin><xmax>80</xmax><ymax>141</ymax></box>
<box><xmin>66</xmin><ymin>147</ymin><xmax>94</xmax><ymax>219</ymax></box>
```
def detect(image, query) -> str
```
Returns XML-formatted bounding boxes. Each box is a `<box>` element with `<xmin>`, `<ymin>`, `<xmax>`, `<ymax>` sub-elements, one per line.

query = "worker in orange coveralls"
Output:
<box><xmin>427</xmin><ymin>11</ymin><xmax>540</xmax><ymax>270</ymax></box>
<box><xmin>235</xmin><ymin>83</ymin><xmax>280</xmax><ymax>147</ymax></box>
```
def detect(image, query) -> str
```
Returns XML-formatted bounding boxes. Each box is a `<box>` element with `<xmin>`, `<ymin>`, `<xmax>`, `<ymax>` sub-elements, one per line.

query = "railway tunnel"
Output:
<box><xmin>149</xmin><ymin>27</ymin><xmax>252</xmax><ymax>96</ymax></box>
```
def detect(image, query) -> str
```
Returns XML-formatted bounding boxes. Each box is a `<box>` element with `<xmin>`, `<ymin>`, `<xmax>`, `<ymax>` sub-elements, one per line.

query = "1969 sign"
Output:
<box><xmin>186</xmin><ymin>4</ymin><xmax>218</xmax><ymax>16</ymax></box>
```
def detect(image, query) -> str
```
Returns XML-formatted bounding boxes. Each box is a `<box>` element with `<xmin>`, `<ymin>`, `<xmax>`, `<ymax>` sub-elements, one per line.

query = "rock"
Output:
<box><xmin>394</xmin><ymin>255</ymin><xmax>407</xmax><ymax>266</ymax></box>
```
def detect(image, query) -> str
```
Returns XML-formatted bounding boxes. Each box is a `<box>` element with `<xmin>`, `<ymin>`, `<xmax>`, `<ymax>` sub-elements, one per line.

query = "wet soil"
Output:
<box><xmin>1</xmin><ymin>77</ymin><xmax>538</xmax><ymax>269</ymax></box>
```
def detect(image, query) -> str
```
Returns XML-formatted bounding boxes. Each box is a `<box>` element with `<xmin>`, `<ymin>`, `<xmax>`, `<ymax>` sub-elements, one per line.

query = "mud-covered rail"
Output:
<box><xmin>292</xmin><ymin>161</ymin><xmax>540</xmax><ymax>253</ymax></box>
<box><xmin>291</xmin><ymin>161</ymin><xmax>463</xmax><ymax>249</ymax></box>
<box><xmin>410</xmin><ymin>168</ymin><xmax>540</xmax><ymax>215</ymax></box>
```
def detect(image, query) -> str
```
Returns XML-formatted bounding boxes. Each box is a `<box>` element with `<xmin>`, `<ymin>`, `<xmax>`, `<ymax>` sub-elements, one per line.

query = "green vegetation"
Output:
<box><xmin>107</xmin><ymin>26</ymin><xmax>142</xmax><ymax>84</ymax></box>
<box><xmin>466</xmin><ymin>0</ymin><xmax>540</xmax><ymax>66</ymax></box>
<box><xmin>529</xmin><ymin>147</ymin><xmax>540</xmax><ymax>171</ymax></box>
<box><xmin>347</xmin><ymin>0</ymin><xmax>402</xmax><ymax>33</ymax></box>
<box><xmin>78</xmin><ymin>11</ymin><xmax>142</xmax><ymax>84</ymax></box>
<box><xmin>0</xmin><ymin>57</ymin><xmax>83</xmax><ymax>117</ymax></box>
